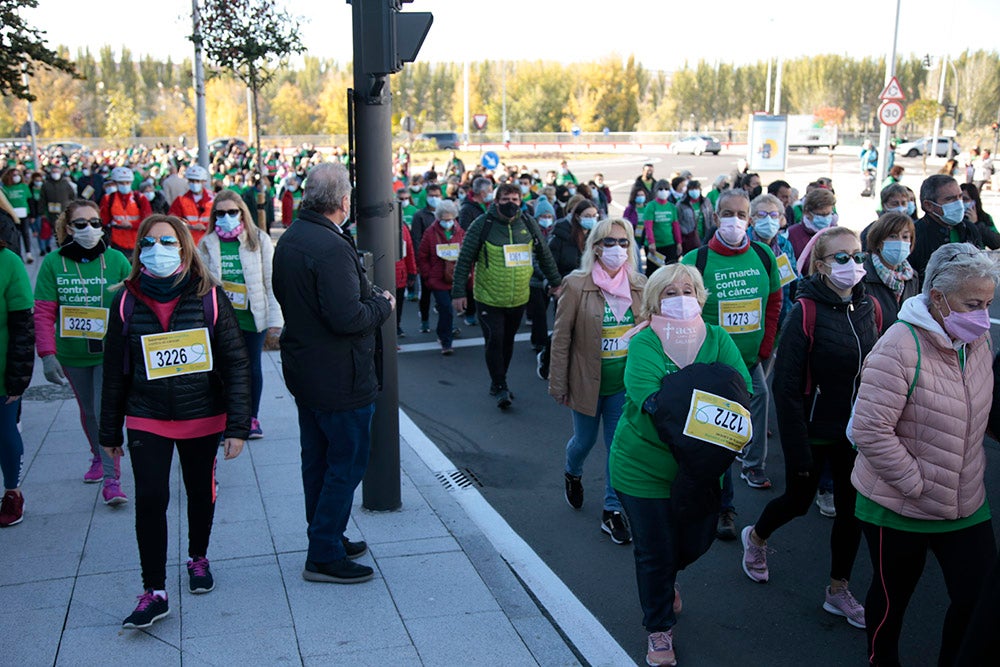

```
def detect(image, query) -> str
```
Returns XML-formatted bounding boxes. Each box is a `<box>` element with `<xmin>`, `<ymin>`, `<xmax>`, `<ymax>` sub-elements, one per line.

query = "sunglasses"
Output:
<box><xmin>213</xmin><ymin>208</ymin><xmax>241</xmax><ymax>220</ymax></box>
<box><xmin>753</xmin><ymin>211</ymin><xmax>781</xmax><ymax>220</ymax></box>
<box><xmin>70</xmin><ymin>218</ymin><xmax>102</xmax><ymax>230</ymax></box>
<box><xmin>824</xmin><ymin>251</ymin><xmax>868</xmax><ymax>265</ymax></box>
<box><xmin>138</xmin><ymin>235</ymin><xmax>180</xmax><ymax>248</ymax></box>
<box><xmin>600</xmin><ymin>237</ymin><xmax>629</xmax><ymax>248</ymax></box>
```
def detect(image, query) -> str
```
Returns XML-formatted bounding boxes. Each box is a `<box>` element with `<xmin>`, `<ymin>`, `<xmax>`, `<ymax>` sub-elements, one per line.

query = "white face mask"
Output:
<box><xmin>12</xmin><ymin>175</ymin><xmax>21</xmax><ymax>184</ymax></box>
<box><xmin>71</xmin><ymin>224</ymin><xmax>103</xmax><ymax>249</ymax></box>
<box><xmin>598</xmin><ymin>245</ymin><xmax>629</xmax><ymax>271</ymax></box>
<box><xmin>717</xmin><ymin>216</ymin><xmax>748</xmax><ymax>246</ymax></box>
<box><xmin>657</xmin><ymin>189</ymin><xmax>670</xmax><ymax>200</ymax></box>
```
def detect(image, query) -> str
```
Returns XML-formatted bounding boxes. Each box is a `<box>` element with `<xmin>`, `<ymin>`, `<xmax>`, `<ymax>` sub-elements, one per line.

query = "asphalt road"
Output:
<box><xmin>396</xmin><ymin>152</ymin><xmax>1000</xmax><ymax>666</ymax></box>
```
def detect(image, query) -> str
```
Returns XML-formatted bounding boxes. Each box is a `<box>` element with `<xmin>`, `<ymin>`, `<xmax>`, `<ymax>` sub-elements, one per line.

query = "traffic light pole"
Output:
<box><xmin>353</xmin><ymin>1</ymin><xmax>401</xmax><ymax>512</ymax></box>
<box><xmin>875</xmin><ymin>0</ymin><xmax>901</xmax><ymax>189</ymax></box>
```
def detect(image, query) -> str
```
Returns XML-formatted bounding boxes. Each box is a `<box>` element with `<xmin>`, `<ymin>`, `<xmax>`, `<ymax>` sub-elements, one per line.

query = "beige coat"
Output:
<box><xmin>548</xmin><ymin>270</ymin><xmax>645</xmax><ymax>416</ymax></box>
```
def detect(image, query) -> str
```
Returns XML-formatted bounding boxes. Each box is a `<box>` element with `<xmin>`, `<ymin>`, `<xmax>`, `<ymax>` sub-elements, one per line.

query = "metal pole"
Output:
<box><xmin>246</xmin><ymin>88</ymin><xmax>254</xmax><ymax>146</ymax></box>
<box><xmin>931</xmin><ymin>54</ymin><xmax>947</xmax><ymax>163</ymax></box>
<box><xmin>765</xmin><ymin>58</ymin><xmax>772</xmax><ymax>116</ymax></box>
<box><xmin>191</xmin><ymin>0</ymin><xmax>209</xmax><ymax>168</ymax></box>
<box><xmin>875</xmin><ymin>0</ymin><xmax>901</xmax><ymax>189</ymax></box>
<box><xmin>21</xmin><ymin>68</ymin><xmax>39</xmax><ymax>169</ymax></box>
<box><xmin>353</xmin><ymin>0</ymin><xmax>400</xmax><ymax>512</ymax></box>
<box><xmin>948</xmin><ymin>60</ymin><xmax>958</xmax><ymax>160</ymax></box>
<box><xmin>773</xmin><ymin>57</ymin><xmax>783</xmax><ymax>115</ymax></box>
<box><xmin>463</xmin><ymin>60</ymin><xmax>470</xmax><ymax>144</ymax></box>
<box><xmin>501</xmin><ymin>60</ymin><xmax>507</xmax><ymax>138</ymax></box>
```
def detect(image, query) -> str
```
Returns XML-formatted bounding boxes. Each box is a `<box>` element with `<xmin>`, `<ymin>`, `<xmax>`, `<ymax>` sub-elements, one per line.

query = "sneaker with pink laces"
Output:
<box><xmin>741</xmin><ymin>525</ymin><xmax>769</xmax><ymax>583</ymax></box>
<box><xmin>187</xmin><ymin>557</ymin><xmax>215</xmax><ymax>594</ymax></box>
<box><xmin>83</xmin><ymin>456</ymin><xmax>103</xmax><ymax>483</ymax></box>
<box><xmin>646</xmin><ymin>629</ymin><xmax>676</xmax><ymax>666</ymax></box>
<box><xmin>102</xmin><ymin>478</ymin><xmax>128</xmax><ymax>506</ymax></box>
<box><xmin>0</xmin><ymin>490</ymin><xmax>24</xmax><ymax>527</ymax></box>
<box><xmin>248</xmin><ymin>418</ymin><xmax>263</xmax><ymax>440</ymax></box>
<box><xmin>823</xmin><ymin>584</ymin><xmax>866</xmax><ymax>628</ymax></box>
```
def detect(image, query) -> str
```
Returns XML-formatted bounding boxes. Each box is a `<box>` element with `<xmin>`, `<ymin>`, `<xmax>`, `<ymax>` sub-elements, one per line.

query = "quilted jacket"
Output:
<box><xmin>199</xmin><ymin>228</ymin><xmax>284</xmax><ymax>333</ymax></box>
<box><xmin>850</xmin><ymin>294</ymin><xmax>992</xmax><ymax>520</ymax></box>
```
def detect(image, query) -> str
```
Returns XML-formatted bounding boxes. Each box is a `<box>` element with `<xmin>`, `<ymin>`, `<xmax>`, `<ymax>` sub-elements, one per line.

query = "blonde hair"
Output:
<box><xmin>208</xmin><ymin>189</ymin><xmax>260</xmax><ymax>252</ymax></box>
<box><xmin>576</xmin><ymin>217</ymin><xmax>640</xmax><ymax>279</ymax></box>
<box><xmin>640</xmin><ymin>264</ymin><xmax>707</xmax><ymax>320</ymax></box>
<box><xmin>808</xmin><ymin>227</ymin><xmax>859</xmax><ymax>276</ymax></box>
<box><xmin>121</xmin><ymin>214</ymin><xmax>216</xmax><ymax>297</ymax></box>
<box><xmin>55</xmin><ymin>199</ymin><xmax>101</xmax><ymax>245</ymax></box>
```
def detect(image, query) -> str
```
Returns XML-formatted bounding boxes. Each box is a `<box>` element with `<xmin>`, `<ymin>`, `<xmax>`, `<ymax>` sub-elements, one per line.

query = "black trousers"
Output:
<box><xmin>525</xmin><ymin>286</ymin><xmax>551</xmax><ymax>348</ymax></box>
<box><xmin>861</xmin><ymin>518</ymin><xmax>996</xmax><ymax>667</ymax></box>
<box><xmin>476</xmin><ymin>301</ymin><xmax>524</xmax><ymax>390</ymax></box>
<box><xmin>754</xmin><ymin>442</ymin><xmax>861</xmax><ymax>581</ymax></box>
<box><xmin>127</xmin><ymin>429</ymin><xmax>219</xmax><ymax>590</ymax></box>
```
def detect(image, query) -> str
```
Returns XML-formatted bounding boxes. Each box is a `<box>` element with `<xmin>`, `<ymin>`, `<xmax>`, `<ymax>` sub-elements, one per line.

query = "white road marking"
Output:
<box><xmin>398</xmin><ymin>332</ymin><xmax>532</xmax><ymax>354</ymax></box>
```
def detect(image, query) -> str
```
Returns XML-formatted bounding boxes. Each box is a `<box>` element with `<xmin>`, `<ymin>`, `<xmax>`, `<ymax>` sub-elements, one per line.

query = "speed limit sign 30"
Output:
<box><xmin>878</xmin><ymin>100</ymin><xmax>905</xmax><ymax>127</ymax></box>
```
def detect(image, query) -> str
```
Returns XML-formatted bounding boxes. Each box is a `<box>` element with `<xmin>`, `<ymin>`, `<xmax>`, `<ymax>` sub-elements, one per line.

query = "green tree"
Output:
<box><xmin>104</xmin><ymin>88</ymin><xmax>139</xmax><ymax>139</ymax></box>
<box><xmin>0</xmin><ymin>0</ymin><xmax>78</xmax><ymax>101</ymax></box>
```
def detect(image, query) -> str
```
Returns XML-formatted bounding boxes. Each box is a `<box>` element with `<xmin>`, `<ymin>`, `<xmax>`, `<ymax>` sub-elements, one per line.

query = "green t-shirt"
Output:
<box><xmin>2</xmin><ymin>182</ymin><xmax>31</xmax><ymax>218</ymax></box>
<box><xmin>706</xmin><ymin>188</ymin><xmax>721</xmax><ymax>208</ymax></box>
<box><xmin>33</xmin><ymin>248</ymin><xmax>132</xmax><ymax>367</ymax></box>
<box><xmin>409</xmin><ymin>188</ymin><xmax>427</xmax><ymax>211</ymax></box>
<box><xmin>681</xmin><ymin>243</ymin><xmax>780</xmax><ymax>368</ymax></box>
<box><xmin>609</xmin><ymin>324</ymin><xmax>751</xmax><ymax>498</ymax></box>
<box><xmin>220</xmin><ymin>240</ymin><xmax>256</xmax><ymax>332</ymax></box>
<box><xmin>599</xmin><ymin>302</ymin><xmax>634</xmax><ymax>396</ymax></box>
<box><xmin>641</xmin><ymin>200</ymin><xmax>679</xmax><ymax>248</ymax></box>
<box><xmin>401</xmin><ymin>203</ymin><xmax>419</xmax><ymax>228</ymax></box>
<box><xmin>855</xmin><ymin>494</ymin><xmax>991</xmax><ymax>533</ymax></box>
<box><xmin>0</xmin><ymin>248</ymin><xmax>34</xmax><ymax>395</ymax></box>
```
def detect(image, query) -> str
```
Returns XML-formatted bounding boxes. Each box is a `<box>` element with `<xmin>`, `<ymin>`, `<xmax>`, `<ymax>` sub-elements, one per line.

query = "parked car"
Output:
<box><xmin>45</xmin><ymin>141</ymin><xmax>88</xmax><ymax>154</ymax></box>
<box><xmin>208</xmin><ymin>137</ymin><xmax>249</xmax><ymax>154</ymax></box>
<box><xmin>896</xmin><ymin>136</ymin><xmax>960</xmax><ymax>158</ymax></box>
<box><xmin>671</xmin><ymin>135</ymin><xmax>722</xmax><ymax>155</ymax></box>
<box><xmin>418</xmin><ymin>132</ymin><xmax>461</xmax><ymax>150</ymax></box>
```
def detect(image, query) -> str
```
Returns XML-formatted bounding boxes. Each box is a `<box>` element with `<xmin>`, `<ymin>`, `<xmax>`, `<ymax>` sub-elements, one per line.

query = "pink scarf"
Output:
<box><xmin>216</xmin><ymin>224</ymin><xmax>244</xmax><ymax>241</ymax></box>
<box><xmin>592</xmin><ymin>262</ymin><xmax>633</xmax><ymax>322</ymax></box>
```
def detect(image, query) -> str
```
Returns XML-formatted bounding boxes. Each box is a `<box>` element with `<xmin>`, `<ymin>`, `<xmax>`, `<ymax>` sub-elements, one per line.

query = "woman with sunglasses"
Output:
<box><xmin>33</xmin><ymin>199</ymin><xmax>132</xmax><ymax>503</ymax></box>
<box><xmin>741</xmin><ymin>227</ymin><xmax>879</xmax><ymax>631</ymax></box>
<box><xmin>198</xmin><ymin>190</ymin><xmax>282</xmax><ymax>438</ymax></box>
<box><xmin>549</xmin><ymin>218</ymin><xmax>645</xmax><ymax>545</ymax></box>
<box><xmin>100</xmin><ymin>214</ymin><xmax>250</xmax><ymax>629</ymax></box>
<box><xmin>851</xmin><ymin>243</ymin><xmax>999</xmax><ymax>666</ymax></box>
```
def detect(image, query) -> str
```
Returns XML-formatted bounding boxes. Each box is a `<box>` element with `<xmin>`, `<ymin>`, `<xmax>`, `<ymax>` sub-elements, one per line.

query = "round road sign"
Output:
<box><xmin>878</xmin><ymin>100</ymin><xmax>905</xmax><ymax>127</ymax></box>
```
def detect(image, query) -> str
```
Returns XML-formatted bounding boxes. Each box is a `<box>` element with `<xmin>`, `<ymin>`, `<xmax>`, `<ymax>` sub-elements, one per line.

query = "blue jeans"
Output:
<box><xmin>297</xmin><ymin>400</ymin><xmax>375</xmax><ymax>563</ymax></box>
<box><xmin>242</xmin><ymin>329</ymin><xmax>266</xmax><ymax>418</ymax></box>
<box><xmin>0</xmin><ymin>397</ymin><xmax>23</xmax><ymax>489</ymax></box>
<box><xmin>616</xmin><ymin>491</ymin><xmax>680</xmax><ymax>632</ymax></box>
<box><xmin>432</xmin><ymin>290</ymin><xmax>454</xmax><ymax>347</ymax></box>
<box><xmin>565</xmin><ymin>391</ymin><xmax>624</xmax><ymax>512</ymax></box>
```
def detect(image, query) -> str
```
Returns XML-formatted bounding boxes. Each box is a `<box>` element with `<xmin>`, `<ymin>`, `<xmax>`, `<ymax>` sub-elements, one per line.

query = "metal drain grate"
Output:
<box><xmin>435</xmin><ymin>468</ymin><xmax>483</xmax><ymax>491</ymax></box>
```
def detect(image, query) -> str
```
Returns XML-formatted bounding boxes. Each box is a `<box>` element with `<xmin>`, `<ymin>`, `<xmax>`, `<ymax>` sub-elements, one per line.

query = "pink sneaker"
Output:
<box><xmin>741</xmin><ymin>525</ymin><xmax>769</xmax><ymax>583</ymax></box>
<box><xmin>248</xmin><ymin>418</ymin><xmax>263</xmax><ymax>440</ymax></box>
<box><xmin>824</xmin><ymin>584</ymin><xmax>866</xmax><ymax>628</ymax></box>
<box><xmin>83</xmin><ymin>456</ymin><xmax>103</xmax><ymax>483</ymax></box>
<box><xmin>102</xmin><ymin>478</ymin><xmax>128</xmax><ymax>506</ymax></box>
<box><xmin>646</xmin><ymin>629</ymin><xmax>676</xmax><ymax>666</ymax></box>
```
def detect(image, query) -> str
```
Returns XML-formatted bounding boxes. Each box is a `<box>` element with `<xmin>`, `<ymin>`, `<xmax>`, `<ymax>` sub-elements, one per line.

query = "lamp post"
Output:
<box><xmin>931</xmin><ymin>54</ymin><xmax>948</xmax><ymax>163</ymax></box>
<box><xmin>875</xmin><ymin>0</ymin><xmax>901</xmax><ymax>189</ymax></box>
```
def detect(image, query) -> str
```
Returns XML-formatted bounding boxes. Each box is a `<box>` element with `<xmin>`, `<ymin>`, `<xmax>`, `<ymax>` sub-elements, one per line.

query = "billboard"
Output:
<box><xmin>747</xmin><ymin>114</ymin><xmax>788</xmax><ymax>172</ymax></box>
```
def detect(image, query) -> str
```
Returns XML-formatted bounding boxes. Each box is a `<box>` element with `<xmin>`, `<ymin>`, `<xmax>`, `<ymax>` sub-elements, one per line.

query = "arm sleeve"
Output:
<box><xmin>547</xmin><ymin>279</ymin><xmax>580</xmax><ymax>398</ymax></box>
<box><xmin>99</xmin><ymin>293</ymin><xmax>128</xmax><ymax>447</ymax></box>
<box><xmin>281</xmin><ymin>193</ymin><xmax>292</xmax><ymax>226</ymax></box>
<box><xmin>213</xmin><ymin>287</ymin><xmax>252</xmax><ymax>440</ymax></box>
<box><xmin>314</xmin><ymin>242</ymin><xmax>393</xmax><ymax>337</ymax></box>
<box><xmin>623</xmin><ymin>331</ymin><xmax>666</xmax><ymax>409</ymax></box>
<box><xmin>451</xmin><ymin>217</ymin><xmax>482</xmax><ymax>299</ymax></box>
<box><xmin>137</xmin><ymin>193</ymin><xmax>152</xmax><ymax>219</ymax></box>
<box><xmin>100</xmin><ymin>195</ymin><xmax>112</xmax><ymax>225</ymax></box>
<box><xmin>772</xmin><ymin>304</ymin><xmax>813</xmax><ymax>473</ymax></box>
<box><xmin>416</xmin><ymin>229</ymin><xmax>433</xmax><ymax>277</ymax></box>
<box><xmin>758</xmin><ymin>287</ymin><xmax>783</xmax><ymax>360</ymax></box>
<box><xmin>33</xmin><ymin>300</ymin><xmax>58</xmax><ymax>358</ymax></box>
<box><xmin>402</xmin><ymin>225</ymin><xmax>417</xmax><ymax>275</ymax></box>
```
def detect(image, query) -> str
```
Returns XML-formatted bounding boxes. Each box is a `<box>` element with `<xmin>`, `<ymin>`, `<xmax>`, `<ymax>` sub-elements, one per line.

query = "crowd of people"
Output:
<box><xmin>2</xmin><ymin>140</ymin><xmax>1000</xmax><ymax>666</ymax></box>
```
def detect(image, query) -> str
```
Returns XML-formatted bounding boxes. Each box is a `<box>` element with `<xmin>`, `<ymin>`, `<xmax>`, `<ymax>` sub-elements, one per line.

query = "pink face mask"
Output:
<box><xmin>650</xmin><ymin>314</ymin><xmax>706</xmax><ymax>369</ymax></box>
<box><xmin>825</xmin><ymin>260</ymin><xmax>866</xmax><ymax>291</ymax></box>
<box><xmin>942</xmin><ymin>296</ymin><xmax>991</xmax><ymax>343</ymax></box>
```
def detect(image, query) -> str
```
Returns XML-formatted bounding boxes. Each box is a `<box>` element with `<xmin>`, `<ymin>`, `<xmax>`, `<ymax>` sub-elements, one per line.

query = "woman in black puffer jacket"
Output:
<box><xmin>100</xmin><ymin>214</ymin><xmax>250</xmax><ymax>631</ymax></box>
<box><xmin>548</xmin><ymin>199</ymin><xmax>597</xmax><ymax>278</ymax></box>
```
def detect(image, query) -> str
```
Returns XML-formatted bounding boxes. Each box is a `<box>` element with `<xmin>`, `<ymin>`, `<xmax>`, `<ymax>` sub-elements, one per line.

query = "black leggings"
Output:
<box><xmin>754</xmin><ymin>442</ymin><xmax>861</xmax><ymax>581</ymax></box>
<box><xmin>127</xmin><ymin>429</ymin><xmax>219</xmax><ymax>590</ymax></box>
<box><xmin>476</xmin><ymin>302</ymin><xmax>524</xmax><ymax>390</ymax></box>
<box><xmin>419</xmin><ymin>279</ymin><xmax>431</xmax><ymax>323</ymax></box>
<box><xmin>862</xmin><ymin>519</ymin><xmax>996</xmax><ymax>667</ymax></box>
<box><xmin>525</xmin><ymin>286</ymin><xmax>551</xmax><ymax>348</ymax></box>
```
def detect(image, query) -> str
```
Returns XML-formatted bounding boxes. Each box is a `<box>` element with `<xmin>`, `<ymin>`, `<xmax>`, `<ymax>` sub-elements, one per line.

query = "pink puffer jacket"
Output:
<box><xmin>850</xmin><ymin>297</ymin><xmax>993</xmax><ymax>521</ymax></box>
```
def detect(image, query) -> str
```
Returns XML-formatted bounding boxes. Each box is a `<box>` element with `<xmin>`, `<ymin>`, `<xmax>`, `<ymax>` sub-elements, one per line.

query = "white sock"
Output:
<box><xmin>153</xmin><ymin>589</ymin><xmax>167</xmax><ymax>599</ymax></box>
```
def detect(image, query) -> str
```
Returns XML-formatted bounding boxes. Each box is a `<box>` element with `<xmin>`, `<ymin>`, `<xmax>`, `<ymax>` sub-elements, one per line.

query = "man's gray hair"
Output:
<box><xmin>472</xmin><ymin>177</ymin><xmax>492</xmax><ymax>197</ymax></box>
<box><xmin>919</xmin><ymin>174</ymin><xmax>956</xmax><ymax>205</ymax></box>
<box><xmin>922</xmin><ymin>242</ymin><xmax>1000</xmax><ymax>297</ymax></box>
<box><xmin>435</xmin><ymin>199</ymin><xmax>458</xmax><ymax>219</ymax></box>
<box><xmin>716</xmin><ymin>187</ymin><xmax>750</xmax><ymax>213</ymax></box>
<box><xmin>301</xmin><ymin>162</ymin><xmax>351</xmax><ymax>215</ymax></box>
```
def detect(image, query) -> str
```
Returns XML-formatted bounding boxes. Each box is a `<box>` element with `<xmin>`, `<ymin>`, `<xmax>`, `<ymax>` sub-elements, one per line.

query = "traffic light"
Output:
<box><xmin>351</xmin><ymin>0</ymin><xmax>433</xmax><ymax>77</ymax></box>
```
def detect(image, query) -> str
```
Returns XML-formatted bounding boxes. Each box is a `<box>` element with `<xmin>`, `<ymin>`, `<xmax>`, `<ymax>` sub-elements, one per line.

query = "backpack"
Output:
<box><xmin>798</xmin><ymin>295</ymin><xmax>883</xmax><ymax>396</ymax></box>
<box><xmin>472</xmin><ymin>212</ymin><xmax>546</xmax><ymax>268</ymax></box>
<box><xmin>119</xmin><ymin>286</ymin><xmax>218</xmax><ymax>374</ymax></box>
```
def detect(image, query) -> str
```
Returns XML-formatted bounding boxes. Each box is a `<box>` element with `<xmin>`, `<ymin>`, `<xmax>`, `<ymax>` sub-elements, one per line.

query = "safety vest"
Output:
<box><xmin>110</xmin><ymin>193</ymin><xmax>141</xmax><ymax>251</ymax></box>
<box><xmin>169</xmin><ymin>192</ymin><xmax>213</xmax><ymax>246</ymax></box>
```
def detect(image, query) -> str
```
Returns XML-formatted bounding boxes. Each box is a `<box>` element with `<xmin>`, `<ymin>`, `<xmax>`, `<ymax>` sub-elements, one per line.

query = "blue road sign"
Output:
<box><xmin>481</xmin><ymin>151</ymin><xmax>500</xmax><ymax>169</ymax></box>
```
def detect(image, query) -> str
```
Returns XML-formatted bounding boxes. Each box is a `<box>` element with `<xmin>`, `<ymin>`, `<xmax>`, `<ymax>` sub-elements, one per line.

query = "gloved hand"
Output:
<box><xmin>42</xmin><ymin>355</ymin><xmax>67</xmax><ymax>385</ymax></box>
<box><xmin>406</xmin><ymin>274</ymin><xmax>417</xmax><ymax>292</ymax></box>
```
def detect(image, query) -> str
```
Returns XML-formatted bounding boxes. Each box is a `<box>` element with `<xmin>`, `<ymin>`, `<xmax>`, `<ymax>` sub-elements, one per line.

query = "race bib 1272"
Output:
<box><xmin>682</xmin><ymin>389</ymin><xmax>753</xmax><ymax>452</ymax></box>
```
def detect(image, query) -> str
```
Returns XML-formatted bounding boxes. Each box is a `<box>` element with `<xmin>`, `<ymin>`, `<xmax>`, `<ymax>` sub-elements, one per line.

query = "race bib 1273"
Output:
<box><xmin>719</xmin><ymin>298</ymin><xmax>762</xmax><ymax>334</ymax></box>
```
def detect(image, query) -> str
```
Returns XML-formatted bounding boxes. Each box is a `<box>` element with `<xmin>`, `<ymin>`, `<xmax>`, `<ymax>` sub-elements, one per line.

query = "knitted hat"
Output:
<box><xmin>533</xmin><ymin>196</ymin><xmax>556</xmax><ymax>219</ymax></box>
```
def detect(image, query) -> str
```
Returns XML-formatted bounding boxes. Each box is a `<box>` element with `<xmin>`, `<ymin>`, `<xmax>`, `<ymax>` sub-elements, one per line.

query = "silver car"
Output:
<box><xmin>671</xmin><ymin>135</ymin><xmax>722</xmax><ymax>155</ymax></box>
<box><xmin>896</xmin><ymin>136</ymin><xmax>960</xmax><ymax>158</ymax></box>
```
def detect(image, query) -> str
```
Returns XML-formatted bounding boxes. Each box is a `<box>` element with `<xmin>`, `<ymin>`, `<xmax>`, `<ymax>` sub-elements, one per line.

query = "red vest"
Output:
<box><xmin>169</xmin><ymin>192</ymin><xmax>213</xmax><ymax>246</ymax></box>
<box><xmin>109</xmin><ymin>194</ymin><xmax>141</xmax><ymax>251</ymax></box>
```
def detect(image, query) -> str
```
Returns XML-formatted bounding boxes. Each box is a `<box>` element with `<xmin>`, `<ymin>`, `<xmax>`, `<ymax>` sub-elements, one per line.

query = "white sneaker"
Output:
<box><xmin>815</xmin><ymin>490</ymin><xmax>836</xmax><ymax>518</ymax></box>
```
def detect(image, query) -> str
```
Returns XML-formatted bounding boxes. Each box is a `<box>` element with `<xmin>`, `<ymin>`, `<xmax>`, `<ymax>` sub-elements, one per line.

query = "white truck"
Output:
<box><xmin>787</xmin><ymin>114</ymin><xmax>838</xmax><ymax>153</ymax></box>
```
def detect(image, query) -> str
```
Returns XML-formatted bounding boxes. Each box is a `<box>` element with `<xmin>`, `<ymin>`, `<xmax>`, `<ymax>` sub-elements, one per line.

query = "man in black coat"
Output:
<box><xmin>911</xmin><ymin>174</ymin><xmax>983</xmax><ymax>286</ymax></box>
<box><xmin>272</xmin><ymin>162</ymin><xmax>395</xmax><ymax>585</ymax></box>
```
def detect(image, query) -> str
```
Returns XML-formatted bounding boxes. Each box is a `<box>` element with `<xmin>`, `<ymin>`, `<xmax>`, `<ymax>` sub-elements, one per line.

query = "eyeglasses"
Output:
<box><xmin>599</xmin><ymin>237</ymin><xmax>629</xmax><ymax>248</ymax></box>
<box><xmin>70</xmin><ymin>218</ymin><xmax>102</xmax><ymax>230</ymax></box>
<box><xmin>823</xmin><ymin>251</ymin><xmax>868</xmax><ymax>265</ymax></box>
<box><xmin>138</xmin><ymin>235</ymin><xmax>180</xmax><ymax>248</ymax></box>
<box><xmin>753</xmin><ymin>211</ymin><xmax>781</xmax><ymax>220</ymax></box>
<box><xmin>213</xmin><ymin>208</ymin><xmax>241</xmax><ymax>220</ymax></box>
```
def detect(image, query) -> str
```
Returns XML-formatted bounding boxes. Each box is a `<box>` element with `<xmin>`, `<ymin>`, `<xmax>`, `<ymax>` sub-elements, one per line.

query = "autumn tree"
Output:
<box><xmin>0</xmin><ymin>0</ymin><xmax>78</xmax><ymax>101</ymax></box>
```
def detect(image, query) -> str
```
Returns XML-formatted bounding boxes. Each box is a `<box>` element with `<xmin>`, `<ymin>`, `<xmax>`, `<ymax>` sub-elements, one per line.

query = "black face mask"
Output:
<box><xmin>497</xmin><ymin>201</ymin><xmax>520</xmax><ymax>219</ymax></box>
<box><xmin>749</xmin><ymin>185</ymin><xmax>763</xmax><ymax>199</ymax></box>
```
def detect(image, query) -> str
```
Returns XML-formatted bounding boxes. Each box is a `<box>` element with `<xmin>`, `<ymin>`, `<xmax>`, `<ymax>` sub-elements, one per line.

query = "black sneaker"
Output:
<box><xmin>565</xmin><ymin>472</ymin><xmax>583</xmax><ymax>509</ymax></box>
<box><xmin>122</xmin><ymin>590</ymin><xmax>169</xmax><ymax>629</ymax></box>
<box><xmin>716</xmin><ymin>509</ymin><xmax>738</xmax><ymax>541</ymax></box>
<box><xmin>489</xmin><ymin>384</ymin><xmax>502</xmax><ymax>397</ymax></box>
<box><xmin>536</xmin><ymin>349</ymin><xmax>550</xmax><ymax>381</ymax></box>
<box><xmin>419</xmin><ymin>321</ymin><xmax>430</xmax><ymax>333</ymax></box>
<box><xmin>187</xmin><ymin>556</ymin><xmax>214</xmax><ymax>594</ymax></box>
<box><xmin>303</xmin><ymin>558</ymin><xmax>374</xmax><ymax>584</ymax></box>
<box><xmin>397</xmin><ymin>327</ymin><xmax>406</xmax><ymax>338</ymax></box>
<box><xmin>496</xmin><ymin>388</ymin><xmax>513</xmax><ymax>410</ymax></box>
<box><xmin>342</xmin><ymin>537</ymin><xmax>368</xmax><ymax>560</ymax></box>
<box><xmin>601</xmin><ymin>510</ymin><xmax>632</xmax><ymax>545</ymax></box>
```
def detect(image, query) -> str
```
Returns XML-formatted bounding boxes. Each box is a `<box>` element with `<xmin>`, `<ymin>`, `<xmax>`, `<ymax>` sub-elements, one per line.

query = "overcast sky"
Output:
<box><xmin>26</xmin><ymin>0</ymin><xmax>1000</xmax><ymax>71</ymax></box>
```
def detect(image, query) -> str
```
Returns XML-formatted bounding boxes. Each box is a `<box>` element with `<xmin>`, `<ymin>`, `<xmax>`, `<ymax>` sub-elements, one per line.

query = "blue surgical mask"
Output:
<box><xmin>880</xmin><ymin>240</ymin><xmax>910</xmax><ymax>267</ymax></box>
<box><xmin>906</xmin><ymin>201</ymin><xmax>916</xmax><ymax>216</ymax></box>
<box><xmin>216</xmin><ymin>213</ymin><xmax>241</xmax><ymax>233</ymax></box>
<box><xmin>939</xmin><ymin>200</ymin><xmax>965</xmax><ymax>225</ymax></box>
<box><xmin>809</xmin><ymin>213</ymin><xmax>833</xmax><ymax>229</ymax></box>
<box><xmin>634</xmin><ymin>195</ymin><xmax>646</xmax><ymax>206</ymax></box>
<box><xmin>754</xmin><ymin>217</ymin><xmax>780</xmax><ymax>240</ymax></box>
<box><xmin>963</xmin><ymin>200</ymin><xmax>975</xmax><ymax>211</ymax></box>
<box><xmin>426</xmin><ymin>196</ymin><xmax>441</xmax><ymax>209</ymax></box>
<box><xmin>567</xmin><ymin>187</ymin><xmax>576</xmax><ymax>196</ymax></box>
<box><xmin>189</xmin><ymin>182</ymin><xmax>203</xmax><ymax>194</ymax></box>
<box><xmin>484</xmin><ymin>192</ymin><xmax>494</xmax><ymax>203</ymax></box>
<box><xmin>139</xmin><ymin>243</ymin><xmax>182</xmax><ymax>278</ymax></box>
<box><xmin>579</xmin><ymin>217</ymin><xmax>597</xmax><ymax>230</ymax></box>
<box><xmin>538</xmin><ymin>216</ymin><xmax>555</xmax><ymax>228</ymax></box>
<box><xmin>439</xmin><ymin>219</ymin><xmax>455</xmax><ymax>230</ymax></box>
<box><xmin>687</xmin><ymin>190</ymin><xmax>701</xmax><ymax>200</ymax></box>
<box><xmin>520</xmin><ymin>184</ymin><xmax>530</xmax><ymax>194</ymax></box>
<box><xmin>887</xmin><ymin>205</ymin><xmax>907</xmax><ymax>214</ymax></box>
<box><xmin>117</xmin><ymin>184</ymin><xmax>131</xmax><ymax>195</ymax></box>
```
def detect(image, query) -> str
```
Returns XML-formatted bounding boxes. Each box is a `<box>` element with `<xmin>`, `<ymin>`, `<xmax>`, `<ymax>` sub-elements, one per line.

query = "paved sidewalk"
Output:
<box><xmin>0</xmin><ymin>351</ymin><xmax>604</xmax><ymax>666</ymax></box>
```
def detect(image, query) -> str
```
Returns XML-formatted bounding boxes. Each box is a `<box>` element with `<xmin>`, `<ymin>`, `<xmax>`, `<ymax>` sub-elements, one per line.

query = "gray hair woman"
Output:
<box><xmin>849</xmin><ymin>243</ymin><xmax>1000</xmax><ymax>665</ymax></box>
<box><xmin>415</xmin><ymin>198</ymin><xmax>465</xmax><ymax>353</ymax></box>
